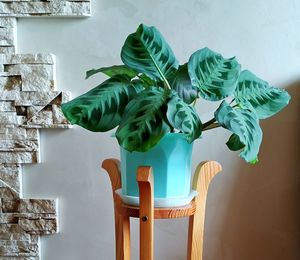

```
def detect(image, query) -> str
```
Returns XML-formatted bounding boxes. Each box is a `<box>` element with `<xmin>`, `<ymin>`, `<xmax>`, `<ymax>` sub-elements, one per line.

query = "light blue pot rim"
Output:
<box><xmin>111</xmin><ymin>132</ymin><xmax>202</xmax><ymax>140</ymax></box>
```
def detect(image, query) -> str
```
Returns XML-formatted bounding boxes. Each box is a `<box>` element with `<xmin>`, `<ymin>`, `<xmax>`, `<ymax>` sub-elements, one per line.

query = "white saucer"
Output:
<box><xmin>115</xmin><ymin>189</ymin><xmax>198</xmax><ymax>208</ymax></box>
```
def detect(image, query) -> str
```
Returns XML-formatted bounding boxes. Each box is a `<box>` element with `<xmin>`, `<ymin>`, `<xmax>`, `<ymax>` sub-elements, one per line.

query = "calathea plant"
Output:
<box><xmin>62</xmin><ymin>24</ymin><xmax>290</xmax><ymax>163</ymax></box>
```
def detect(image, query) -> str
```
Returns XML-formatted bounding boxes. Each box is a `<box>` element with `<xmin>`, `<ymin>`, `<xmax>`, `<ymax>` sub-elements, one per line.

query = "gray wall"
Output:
<box><xmin>20</xmin><ymin>0</ymin><xmax>299</xmax><ymax>259</ymax></box>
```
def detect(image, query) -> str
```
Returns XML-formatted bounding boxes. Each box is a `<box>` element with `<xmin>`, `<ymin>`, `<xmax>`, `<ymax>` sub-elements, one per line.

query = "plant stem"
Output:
<box><xmin>192</xmin><ymin>99</ymin><xmax>197</xmax><ymax>107</ymax></box>
<box><xmin>201</xmin><ymin>100</ymin><xmax>238</xmax><ymax>131</ymax></box>
<box><xmin>164</xmin><ymin>81</ymin><xmax>171</xmax><ymax>90</ymax></box>
<box><xmin>202</xmin><ymin>122</ymin><xmax>221</xmax><ymax>131</ymax></box>
<box><xmin>202</xmin><ymin>117</ymin><xmax>216</xmax><ymax>129</ymax></box>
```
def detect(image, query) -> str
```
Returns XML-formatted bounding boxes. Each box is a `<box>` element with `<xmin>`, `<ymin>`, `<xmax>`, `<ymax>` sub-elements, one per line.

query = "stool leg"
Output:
<box><xmin>115</xmin><ymin>211</ymin><xmax>131</xmax><ymax>260</ymax></box>
<box><xmin>137</xmin><ymin>166</ymin><xmax>154</xmax><ymax>260</ymax></box>
<box><xmin>102</xmin><ymin>159</ymin><xmax>131</xmax><ymax>260</ymax></box>
<box><xmin>187</xmin><ymin>161</ymin><xmax>222</xmax><ymax>260</ymax></box>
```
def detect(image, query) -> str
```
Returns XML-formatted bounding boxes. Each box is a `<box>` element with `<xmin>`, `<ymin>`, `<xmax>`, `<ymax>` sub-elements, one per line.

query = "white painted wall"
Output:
<box><xmin>19</xmin><ymin>0</ymin><xmax>299</xmax><ymax>259</ymax></box>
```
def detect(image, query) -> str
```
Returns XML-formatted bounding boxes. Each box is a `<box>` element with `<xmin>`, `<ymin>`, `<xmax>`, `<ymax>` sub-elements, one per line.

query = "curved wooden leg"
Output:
<box><xmin>115</xmin><ymin>212</ymin><xmax>131</xmax><ymax>260</ymax></box>
<box><xmin>137</xmin><ymin>166</ymin><xmax>154</xmax><ymax>260</ymax></box>
<box><xmin>187</xmin><ymin>161</ymin><xmax>222</xmax><ymax>260</ymax></box>
<box><xmin>102</xmin><ymin>159</ymin><xmax>131</xmax><ymax>260</ymax></box>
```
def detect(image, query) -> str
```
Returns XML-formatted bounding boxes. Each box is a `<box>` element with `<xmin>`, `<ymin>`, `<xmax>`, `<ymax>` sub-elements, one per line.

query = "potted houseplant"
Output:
<box><xmin>62</xmin><ymin>24</ymin><xmax>290</xmax><ymax>207</ymax></box>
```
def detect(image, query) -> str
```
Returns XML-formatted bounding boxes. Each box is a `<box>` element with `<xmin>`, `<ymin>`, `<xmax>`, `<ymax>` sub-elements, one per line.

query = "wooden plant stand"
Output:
<box><xmin>102</xmin><ymin>158</ymin><xmax>222</xmax><ymax>260</ymax></box>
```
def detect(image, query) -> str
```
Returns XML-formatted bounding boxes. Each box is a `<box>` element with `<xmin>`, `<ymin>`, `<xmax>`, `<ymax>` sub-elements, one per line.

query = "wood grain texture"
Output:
<box><xmin>115</xmin><ymin>197</ymin><xmax>196</xmax><ymax>219</ymax></box>
<box><xmin>137</xmin><ymin>166</ymin><xmax>154</xmax><ymax>260</ymax></box>
<box><xmin>187</xmin><ymin>161</ymin><xmax>222</xmax><ymax>260</ymax></box>
<box><xmin>102</xmin><ymin>158</ymin><xmax>222</xmax><ymax>260</ymax></box>
<box><xmin>102</xmin><ymin>159</ymin><xmax>131</xmax><ymax>260</ymax></box>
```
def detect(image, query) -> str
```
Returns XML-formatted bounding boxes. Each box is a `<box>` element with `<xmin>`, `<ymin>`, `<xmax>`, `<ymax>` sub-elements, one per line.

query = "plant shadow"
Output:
<box><xmin>207</xmin><ymin>82</ymin><xmax>300</xmax><ymax>260</ymax></box>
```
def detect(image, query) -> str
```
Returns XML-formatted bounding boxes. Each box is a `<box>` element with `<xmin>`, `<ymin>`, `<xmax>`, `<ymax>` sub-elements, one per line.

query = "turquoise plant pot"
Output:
<box><xmin>120</xmin><ymin>133</ymin><xmax>194</xmax><ymax>206</ymax></box>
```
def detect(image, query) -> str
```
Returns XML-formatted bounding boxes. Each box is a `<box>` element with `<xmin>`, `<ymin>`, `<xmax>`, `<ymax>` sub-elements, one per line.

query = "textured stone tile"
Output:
<box><xmin>0</xmin><ymin>140</ymin><xmax>39</xmax><ymax>152</ymax></box>
<box><xmin>26</xmin><ymin>106</ymin><xmax>44</xmax><ymax>119</ymax></box>
<box><xmin>0</xmin><ymin>224</ymin><xmax>23</xmax><ymax>234</ymax></box>
<box><xmin>0</xmin><ymin>1</ymin><xmax>91</xmax><ymax>17</ymax></box>
<box><xmin>0</xmin><ymin>213</ymin><xmax>56</xmax><ymax>224</ymax></box>
<box><xmin>19</xmin><ymin>218</ymin><xmax>57</xmax><ymax>235</ymax></box>
<box><xmin>0</xmin><ymin>233</ymin><xmax>31</xmax><ymax>242</ymax></box>
<box><xmin>0</xmin><ymin>187</ymin><xmax>18</xmax><ymax>199</ymax></box>
<box><xmin>0</xmin><ymin>27</ymin><xmax>15</xmax><ymax>46</ymax></box>
<box><xmin>52</xmin><ymin>104</ymin><xmax>68</xmax><ymax>124</ymax></box>
<box><xmin>5</xmin><ymin>64</ymin><xmax>54</xmax><ymax>91</ymax></box>
<box><xmin>0</xmin><ymin>101</ymin><xmax>16</xmax><ymax>112</ymax></box>
<box><xmin>0</xmin><ymin>112</ymin><xmax>25</xmax><ymax>125</ymax></box>
<box><xmin>15</xmin><ymin>91</ymin><xmax>60</xmax><ymax>106</ymax></box>
<box><xmin>27</xmin><ymin>110</ymin><xmax>53</xmax><ymax>126</ymax></box>
<box><xmin>0</xmin><ymin>74</ymin><xmax>22</xmax><ymax>91</ymax></box>
<box><xmin>26</xmin><ymin>129</ymin><xmax>38</xmax><ymax>141</ymax></box>
<box><xmin>0</xmin><ymin>175</ymin><xmax>20</xmax><ymax>193</ymax></box>
<box><xmin>0</xmin><ymin>151</ymin><xmax>38</xmax><ymax>164</ymax></box>
<box><xmin>0</xmin><ymin>225</ymin><xmax>40</xmax><ymax>254</ymax></box>
<box><xmin>1</xmin><ymin>199</ymin><xmax>18</xmax><ymax>213</ymax></box>
<box><xmin>61</xmin><ymin>91</ymin><xmax>71</xmax><ymax>103</ymax></box>
<box><xmin>18</xmin><ymin>199</ymin><xmax>56</xmax><ymax>214</ymax></box>
<box><xmin>0</xmin><ymin>256</ymin><xmax>39</xmax><ymax>260</ymax></box>
<box><xmin>0</xmin><ymin>17</ymin><xmax>16</xmax><ymax>28</ymax></box>
<box><xmin>53</xmin><ymin>1</ymin><xmax>91</xmax><ymax>16</ymax></box>
<box><xmin>1</xmin><ymin>127</ymin><xmax>27</xmax><ymax>140</ymax></box>
<box><xmin>4</xmin><ymin>53</ymin><xmax>55</xmax><ymax>65</ymax></box>
<box><xmin>0</xmin><ymin>239</ymin><xmax>39</xmax><ymax>256</ymax></box>
<box><xmin>0</xmin><ymin>90</ymin><xmax>20</xmax><ymax>102</ymax></box>
<box><xmin>0</xmin><ymin>164</ymin><xmax>21</xmax><ymax>192</ymax></box>
<box><xmin>0</xmin><ymin>46</ymin><xmax>15</xmax><ymax>55</ymax></box>
<box><xmin>0</xmin><ymin>2</ymin><xmax>86</xmax><ymax>259</ymax></box>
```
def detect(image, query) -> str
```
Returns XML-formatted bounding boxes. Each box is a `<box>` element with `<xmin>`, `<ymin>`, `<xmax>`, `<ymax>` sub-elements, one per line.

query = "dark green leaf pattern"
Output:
<box><xmin>121</xmin><ymin>24</ymin><xmax>178</xmax><ymax>85</ymax></box>
<box><xmin>188</xmin><ymin>47</ymin><xmax>241</xmax><ymax>101</ymax></box>
<box><xmin>235</xmin><ymin>70</ymin><xmax>291</xmax><ymax>119</ymax></box>
<box><xmin>116</xmin><ymin>87</ymin><xmax>170</xmax><ymax>152</ymax></box>
<box><xmin>215</xmin><ymin>101</ymin><xmax>262</xmax><ymax>163</ymax></box>
<box><xmin>167</xmin><ymin>92</ymin><xmax>202</xmax><ymax>142</ymax></box>
<box><xmin>86</xmin><ymin>65</ymin><xmax>138</xmax><ymax>79</ymax></box>
<box><xmin>62</xmin><ymin>76</ymin><xmax>143</xmax><ymax>132</ymax></box>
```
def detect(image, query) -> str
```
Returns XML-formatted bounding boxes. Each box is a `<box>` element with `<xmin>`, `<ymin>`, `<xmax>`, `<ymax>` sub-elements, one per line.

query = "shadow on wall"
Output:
<box><xmin>211</xmin><ymin>83</ymin><xmax>300</xmax><ymax>260</ymax></box>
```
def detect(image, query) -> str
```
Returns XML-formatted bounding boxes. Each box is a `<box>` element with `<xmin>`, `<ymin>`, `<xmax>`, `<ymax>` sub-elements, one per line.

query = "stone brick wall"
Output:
<box><xmin>0</xmin><ymin>1</ymin><xmax>91</xmax><ymax>259</ymax></box>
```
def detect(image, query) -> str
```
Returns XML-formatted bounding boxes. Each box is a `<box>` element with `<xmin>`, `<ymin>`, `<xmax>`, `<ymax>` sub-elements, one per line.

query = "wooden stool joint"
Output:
<box><xmin>102</xmin><ymin>158</ymin><xmax>222</xmax><ymax>260</ymax></box>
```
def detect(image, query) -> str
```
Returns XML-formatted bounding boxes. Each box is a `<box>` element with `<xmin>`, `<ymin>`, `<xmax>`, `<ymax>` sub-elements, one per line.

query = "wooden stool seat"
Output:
<box><xmin>102</xmin><ymin>158</ymin><xmax>222</xmax><ymax>260</ymax></box>
<box><xmin>116</xmin><ymin>198</ymin><xmax>196</xmax><ymax>219</ymax></box>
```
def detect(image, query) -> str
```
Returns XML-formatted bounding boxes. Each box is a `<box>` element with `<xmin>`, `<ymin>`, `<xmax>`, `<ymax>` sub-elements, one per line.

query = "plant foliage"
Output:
<box><xmin>215</xmin><ymin>101</ymin><xmax>262</xmax><ymax>163</ymax></box>
<box><xmin>62</xmin><ymin>24</ymin><xmax>291</xmax><ymax>163</ymax></box>
<box><xmin>235</xmin><ymin>70</ymin><xmax>291</xmax><ymax>119</ymax></box>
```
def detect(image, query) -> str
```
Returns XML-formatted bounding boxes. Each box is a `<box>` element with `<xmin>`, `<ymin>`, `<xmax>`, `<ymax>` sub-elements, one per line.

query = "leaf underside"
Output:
<box><xmin>61</xmin><ymin>76</ymin><xmax>143</xmax><ymax>132</ymax></box>
<box><xmin>226</xmin><ymin>133</ymin><xmax>245</xmax><ymax>151</ymax></box>
<box><xmin>116</xmin><ymin>87</ymin><xmax>170</xmax><ymax>152</ymax></box>
<box><xmin>215</xmin><ymin>101</ymin><xmax>262</xmax><ymax>163</ymax></box>
<box><xmin>188</xmin><ymin>47</ymin><xmax>241</xmax><ymax>101</ymax></box>
<box><xmin>235</xmin><ymin>70</ymin><xmax>291</xmax><ymax>119</ymax></box>
<box><xmin>170</xmin><ymin>64</ymin><xmax>198</xmax><ymax>104</ymax></box>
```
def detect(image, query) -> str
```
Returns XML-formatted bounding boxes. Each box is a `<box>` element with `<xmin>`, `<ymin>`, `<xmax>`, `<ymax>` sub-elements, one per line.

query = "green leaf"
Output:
<box><xmin>138</xmin><ymin>73</ymin><xmax>156</xmax><ymax>87</ymax></box>
<box><xmin>86</xmin><ymin>65</ymin><xmax>138</xmax><ymax>79</ymax></box>
<box><xmin>61</xmin><ymin>76</ymin><xmax>143</xmax><ymax>132</ymax></box>
<box><xmin>235</xmin><ymin>70</ymin><xmax>291</xmax><ymax>119</ymax></box>
<box><xmin>116</xmin><ymin>87</ymin><xmax>170</xmax><ymax>152</ymax></box>
<box><xmin>167</xmin><ymin>92</ymin><xmax>202</xmax><ymax>142</ymax></box>
<box><xmin>215</xmin><ymin>101</ymin><xmax>262</xmax><ymax>163</ymax></box>
<box><xmin>170</xmin><ymin>64</ymin><xmax>198</xmax><ymax>104</ymax></box>
<box><xmin>121</xmin><ymin>24</ymin><xmax>179</xmax><ymax>87</ymax></box>
<box><xmin>188</xmin><ymin>47</ymin><xmax>241</xmax><ymax>101</ymax></box>
<box><xmin>226</xmin><ymin>134</ymin><xmax>245</xmax><ymax>151</ymax></box>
